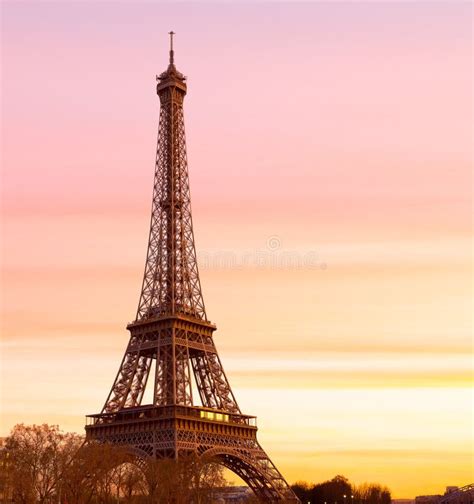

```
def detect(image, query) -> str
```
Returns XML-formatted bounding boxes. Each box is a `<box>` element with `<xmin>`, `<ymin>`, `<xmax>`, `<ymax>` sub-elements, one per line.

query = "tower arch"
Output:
<box><xmin>201</xmin><ymin>447</ymin><xmax>294</xmax><ymax>502</ymax></box>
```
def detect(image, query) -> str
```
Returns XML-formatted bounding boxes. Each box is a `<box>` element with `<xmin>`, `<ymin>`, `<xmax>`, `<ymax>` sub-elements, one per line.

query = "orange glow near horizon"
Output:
<box><xmin>1</xmin><ymin>1</ymin><xmax>472</xmax><ymax>498</ymax></box>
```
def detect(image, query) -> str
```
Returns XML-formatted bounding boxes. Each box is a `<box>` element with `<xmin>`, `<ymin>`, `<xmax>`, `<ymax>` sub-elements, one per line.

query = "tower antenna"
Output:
<box><xmin>169</xmin><ymin>30</ymin><xmax>175</xmax><ymax>64</ymax></box>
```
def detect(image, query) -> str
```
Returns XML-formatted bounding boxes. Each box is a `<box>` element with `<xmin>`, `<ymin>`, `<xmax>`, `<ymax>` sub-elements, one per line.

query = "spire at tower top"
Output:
<box><xmin>169</xmin><ymin>31</ymin><xmax>175</xmax><ymax>64</ymax></box>
<box><xmin>157</xmin><ymin>31</ymin><xmax>186</xmax><ymax>88</ymax></box>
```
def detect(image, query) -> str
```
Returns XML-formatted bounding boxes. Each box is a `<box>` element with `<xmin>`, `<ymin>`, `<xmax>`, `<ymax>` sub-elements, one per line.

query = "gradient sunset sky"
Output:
<box><xmin>1</xmin><ymin>1</ymin><xmax>472</xmax><ymax>498</ymax></box>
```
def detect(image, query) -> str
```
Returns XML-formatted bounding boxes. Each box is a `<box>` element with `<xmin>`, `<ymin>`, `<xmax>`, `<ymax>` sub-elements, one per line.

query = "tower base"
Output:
<box><xmin>86</xmin><ymin>405</ymin><xmax>299</xmax><ymax>502</ymax></box>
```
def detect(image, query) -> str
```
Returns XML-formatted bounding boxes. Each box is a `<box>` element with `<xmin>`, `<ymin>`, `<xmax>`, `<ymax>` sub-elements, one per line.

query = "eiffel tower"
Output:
<box><xmin>85</xmin><ymin>33</ymin><xmax>299</xmax><ymax>503</ymax></box>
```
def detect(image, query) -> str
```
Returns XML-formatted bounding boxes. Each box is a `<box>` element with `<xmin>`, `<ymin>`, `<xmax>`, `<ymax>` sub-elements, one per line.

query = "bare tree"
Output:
<box><xmin>116</xmin><ymin>463</ymin><xmax>145</xmax><ymax>501</ymax></box>
<box><xmin>4</xmin><ymin>424</ymin><xmax>82</xmax><ymax>504</ymax></box>
<box><xmin>3</xmin><ymin>423</ymin><xmax>233</xmax><ymax>503</ymax></box>
<box><xmin>140</xmin><ymin>454</ymin><xmax>227</xmax><ymax>503</ymax></box>
<box><xmin>292</xmin><ymin>476</ymin><xmax>392</xmax><ymax>504</ymax></box>
<box><xmin>354</xmin><ymin>483</ymin><xmax>391</xmax><ymax>504</ymax></box>
<box><xmin>61</xmin><ymin>441</ymin><xmax>130</xmax><ymax>504</ymax></box>
<box><xmin>191</xmin><ymin>455</ymin><xmax>228</xmax><ymax>504</ymax></box>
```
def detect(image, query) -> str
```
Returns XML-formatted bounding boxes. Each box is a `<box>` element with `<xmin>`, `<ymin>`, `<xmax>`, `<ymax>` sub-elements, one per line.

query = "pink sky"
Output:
<box><xmin>1</xmin><ymin>1</ymin><xmax>472</xmax><ymax>497</ymax></box>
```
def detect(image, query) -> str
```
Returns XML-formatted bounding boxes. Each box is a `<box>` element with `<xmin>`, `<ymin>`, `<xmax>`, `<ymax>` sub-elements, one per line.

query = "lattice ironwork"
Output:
<box><xmin>136</xmin><ymin>56</ymin><xmax>205</xmax><ymax>323</ymax></box>
<box><xmin>439</xmin><ymin>484</ymin><xmax>474</xmax><ymax>504</ymax></box>
<box><xmin>86</xmin><ymin>33</ymin><xmax>299</xmax><ymax>503</ymax></box>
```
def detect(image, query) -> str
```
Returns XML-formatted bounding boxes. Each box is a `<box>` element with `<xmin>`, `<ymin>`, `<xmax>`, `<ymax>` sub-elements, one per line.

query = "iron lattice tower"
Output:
<box><xmin>86</xmin><ymin>33</ymin><xmax>299</xmax><ymax>503</ymax></box>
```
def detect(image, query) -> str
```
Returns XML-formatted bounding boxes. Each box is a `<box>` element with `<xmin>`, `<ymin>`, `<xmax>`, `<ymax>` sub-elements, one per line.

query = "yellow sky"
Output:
<box><xmin>1</xmin><ymin>236</ymin><xmax>472</xmax><ymax>496</ymax></box>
